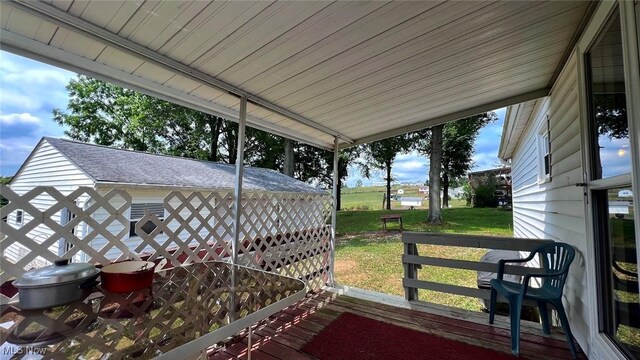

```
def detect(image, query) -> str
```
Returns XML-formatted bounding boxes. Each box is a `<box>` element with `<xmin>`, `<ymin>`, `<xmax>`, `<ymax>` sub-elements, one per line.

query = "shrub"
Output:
<box><xmin>474</xmin><ymin>183</ymin><xmax>498</xmax><ymax>207</ymax></box>
<box><xmin>471</xmin><ymin>175</ymin><xmax>498</xmax><ymax>208</ymax></box>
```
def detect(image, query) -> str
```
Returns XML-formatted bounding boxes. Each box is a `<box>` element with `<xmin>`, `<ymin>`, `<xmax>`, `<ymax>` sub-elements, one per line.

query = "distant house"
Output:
<box><xmin>418</xmin><ymin>187</ymin><xmax>428</xmax><ymax>194</ymax></box>
<box><xmin>4</xmin><ymin>137</ymin><xmax>326</xmax><ymax>266</ymax></box>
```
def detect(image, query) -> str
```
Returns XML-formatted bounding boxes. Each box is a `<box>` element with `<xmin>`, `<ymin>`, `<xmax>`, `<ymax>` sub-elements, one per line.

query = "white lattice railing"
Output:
<box><xmin>0</xmin><ymin>185</ymin><xmax>333</xmax><ymax>303</ymax></box>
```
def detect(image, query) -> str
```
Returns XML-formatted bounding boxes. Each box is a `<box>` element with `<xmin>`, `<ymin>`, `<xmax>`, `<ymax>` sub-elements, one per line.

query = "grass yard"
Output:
<box><xmin>341</xmin><ymin>185</ymin><xmax>466</xmax><ymax>211</ymax></box>
<box><xmin>334</xmin><ymin>207</ymin><xmax>514</xmax><ymax>312</ymax></box>
<box><xmin>337</xmin><ymin>207</ymin><xmax>512</xmax><ymax>236</ymax></box>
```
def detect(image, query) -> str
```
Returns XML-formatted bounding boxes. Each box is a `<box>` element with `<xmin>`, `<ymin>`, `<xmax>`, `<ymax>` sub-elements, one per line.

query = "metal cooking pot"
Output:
<box><xmin>100</xmin><ymin>260</ymin><xmax>155</xmax><ymax>293</ymax></box>
<box><xmin>13</xmin><ymin>259</ymin><xmax>100</xmax><ymax>309</ymax></box>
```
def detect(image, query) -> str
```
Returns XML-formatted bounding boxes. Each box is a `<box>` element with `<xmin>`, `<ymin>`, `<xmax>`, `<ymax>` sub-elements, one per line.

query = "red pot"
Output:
<box><xmin>100</xmin><ymin>261</ymin><xmax>155</xmax><ymax>293</ymax></box>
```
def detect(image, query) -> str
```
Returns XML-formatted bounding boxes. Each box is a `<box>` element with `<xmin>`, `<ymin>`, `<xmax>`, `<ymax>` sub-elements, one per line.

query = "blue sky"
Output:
<box><xmin>0</xmin><ymin>50</ymin><xmax>505</xmax><ymax>181</ymax></box>
<box><xmin>0</xmin><ymin>51</ymin><xmax>74</xmax><ymax>176</ymax></box>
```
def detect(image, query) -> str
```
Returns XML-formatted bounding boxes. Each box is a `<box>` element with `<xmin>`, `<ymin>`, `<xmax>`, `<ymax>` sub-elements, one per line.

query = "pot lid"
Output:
<box><xmin>14</xmin><ymin>259</ymin><xmax>100</xmax><ymax>287</ymax></box>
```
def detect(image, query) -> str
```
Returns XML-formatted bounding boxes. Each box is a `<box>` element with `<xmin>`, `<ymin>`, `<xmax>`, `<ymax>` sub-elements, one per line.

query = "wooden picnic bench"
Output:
<box><xmin>381</xmin><ymin>214</ymin><xmax>403</xmax><ymax>231</ymax></box>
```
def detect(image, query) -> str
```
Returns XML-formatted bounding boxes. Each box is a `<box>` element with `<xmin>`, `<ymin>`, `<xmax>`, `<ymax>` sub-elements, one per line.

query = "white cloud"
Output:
<box><xmin>4</xmin><ymin>68</ymin><xmax>72</xmax><ymax>86</ymax></box>
<box><xmin>0</xmin><ymin>91</ymin><xmax>43</xmax><ymax>112</ymax></box>
<box><xmin>0</xmin><ymin>113</ymin><xmax>41</xmax><ymax>125</ymax></box>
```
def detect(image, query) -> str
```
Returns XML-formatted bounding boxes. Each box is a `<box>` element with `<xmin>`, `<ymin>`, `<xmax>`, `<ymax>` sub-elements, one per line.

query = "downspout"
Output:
<box><xmin>232</xmin><ymin>97</ymin><xmax>247</xmax><ymax>265</ymax></box>
<box><xmin>330</xmin><ymin>137</ymin><xmax>339</xmax><ymax>286</ymax></box>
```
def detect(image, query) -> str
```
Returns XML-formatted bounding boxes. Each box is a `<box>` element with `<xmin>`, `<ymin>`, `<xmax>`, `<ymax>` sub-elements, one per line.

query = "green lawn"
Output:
<box><xmin>334</xmin><ymin>207</ymin><xmax>514</xmax><ymax>311</ymax></box>
<box><xmin>341</xmin><ymin>185</ymin><xmax>466</xmax><ymax>211</ymax></box>
<box><xmin>337</xmin><ymin>207</ymin><xmax>512</xmax><ymax>236</ymax></box>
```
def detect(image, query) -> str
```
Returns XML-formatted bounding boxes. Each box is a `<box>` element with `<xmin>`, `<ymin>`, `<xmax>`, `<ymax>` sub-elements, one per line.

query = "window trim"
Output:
<box><xmin>536</xmin><ymin>115</ymin><xmax>552</xmax><ymax>184</ymax></box>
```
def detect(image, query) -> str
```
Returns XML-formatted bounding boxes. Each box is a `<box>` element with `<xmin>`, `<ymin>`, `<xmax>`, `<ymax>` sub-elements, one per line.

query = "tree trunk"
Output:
<box><xmin>428</xmin><ymin>125</ymin><xmax>443</xmax><ymax>224</ymax></box>
<box><xmin>385</xmin><ymin>160</ymin><xmax>392</xmax><ymax>210</ymax></box>
<box><xmin>442</xmin><ymin>172</ymin><xmax>449</xmax><ymax>208</ymax></box>
<box><xmin>208</xmin><ymin>118</ymin><xmax>221</xmax><ymax>162</ymax></box>
<box><xmin>283</xmin><ymin>138</ymin><xmax>295</xmax><ymax>176</ymax></box>
<box><xmin>226</xmin><ymin>124</ymin><xmax>238</xmax><ymax>165</ymax></box>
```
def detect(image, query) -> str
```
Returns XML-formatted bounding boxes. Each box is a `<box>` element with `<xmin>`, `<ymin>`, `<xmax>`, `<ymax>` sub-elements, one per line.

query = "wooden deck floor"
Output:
<box><xmin>210</xmin><ymin>290</ymin><xmax>586</xmax><ymax>360</ymax></box>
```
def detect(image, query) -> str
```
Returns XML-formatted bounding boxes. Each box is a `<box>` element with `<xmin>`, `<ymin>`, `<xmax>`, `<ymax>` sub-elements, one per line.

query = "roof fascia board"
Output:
<box><xmin>498</xmin><ymin>104</ymin><xmax>521</xmax><ymax>160</ymax></box>
<box><xmin>9</xmin><ymin>0</ymin><xmax>353</xmax><ymax>145</ymax></box>
<box><xmin>340</xmin><ymin>88</ymin><xmax>549</xmax><ymax>149</ymax></box>
<box><xmin>94</xmin><ymin>182</ymin><xmax>329</xmax><ymax>196</ymax></box>
<box><xmin>0</xmin><ymin>31</ymin><xmax>333</xmax><ymax>151</ymax></box>
<box><xmin>504</xmin><ymin>97</ymin><xmax>547</xmax><ymax>161</ymax></box>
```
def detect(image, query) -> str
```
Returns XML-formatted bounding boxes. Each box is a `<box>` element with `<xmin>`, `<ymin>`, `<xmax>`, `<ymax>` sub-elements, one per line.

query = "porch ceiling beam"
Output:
<box><xmin>0</xmin><ymin>30</ymin><xmax>333</xmax><ymax>151</ymax></box>
<box><xmin>9</xmin><ymin>0</ymin><xmax>354</xmax><ymax>145</ymax></box>
<box><xmin>340</xmin><ymin>88</ymin><xmax>550</xmax><ymax>149</ymax></box>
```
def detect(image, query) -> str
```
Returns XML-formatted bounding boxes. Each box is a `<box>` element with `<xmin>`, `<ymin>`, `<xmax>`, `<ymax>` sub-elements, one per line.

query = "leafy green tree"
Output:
<box><xmin>439</xmin><ymin>113</ymin><xmax>497</xmax><ymax>207</ymax></box>
<box><xmin>53</xmin><ymin>75</ymin><xmax>360</xmax><ymax>208</ymax></box>
<box><xmin>414</xmin><ymin>112</ymin><xmax>497</xmax><ymax>221</ymax></box>
<box><xmin>359</xmin><ymin>135</ymin><xmax>412</xmax><ymax>210</ymax></box>
<box><xmin>53</xmin><ymin>75</ymin><xmax>227</xmax><ymax>161</ymax></box>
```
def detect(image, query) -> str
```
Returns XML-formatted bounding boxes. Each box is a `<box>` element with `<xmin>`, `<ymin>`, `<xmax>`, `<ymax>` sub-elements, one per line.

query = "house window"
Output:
<box><xmin>15</xmin><ymin>210</ymin><xmax>23</xmax><ymax>225</ymax></box>
<box><xmin>537</xmin><ymin>117</ymin><xmax>551</xmax><ymax>182</ymax></box>
<box><xmin>129</xmin><ymin>203</ymin><xmax>164</xmax><ymax>237</ymax></box>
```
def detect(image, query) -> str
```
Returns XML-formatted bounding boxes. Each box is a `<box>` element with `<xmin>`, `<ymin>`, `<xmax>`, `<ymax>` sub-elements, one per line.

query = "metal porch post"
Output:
<box><xmin>232</xmin><ymin>96</ymin><xmax>247</xmax><ymax>265</ymax></box>
<box><xmin>330</xmin><ymin>137</ymin><xmax>339</xmax><ymax>286</ymax></box>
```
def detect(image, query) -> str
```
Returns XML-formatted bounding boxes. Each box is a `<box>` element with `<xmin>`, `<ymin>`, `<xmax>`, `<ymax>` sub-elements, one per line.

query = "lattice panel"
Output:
<box><xmin>0</xmin><ymin>262</ymin><xmax>305</xmax><ymax>359</ymax></box>
<box><xmin>237</xmin><ymin>192</ymin><xmax>333</xmax><ymax>290</ymax></box>
<box><xmin>1</xmin><ymin>186</ymin><xmax>132</xmax><ymax>297</ymax></box>
<box><xmin>1</xmin><ymin>186</ymin><xmax>333</xmax><ymax>303</ymax></box>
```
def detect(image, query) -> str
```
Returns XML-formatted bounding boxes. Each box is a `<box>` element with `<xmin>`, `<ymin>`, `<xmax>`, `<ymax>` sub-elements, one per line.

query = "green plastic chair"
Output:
<box><xmin>489</xmin><ymin>242</ymin><xmax>577</xmax><ymax>359</ymax></box>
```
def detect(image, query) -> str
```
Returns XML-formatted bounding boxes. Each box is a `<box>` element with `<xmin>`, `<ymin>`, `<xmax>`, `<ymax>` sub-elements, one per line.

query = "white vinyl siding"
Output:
<box><xmin>510</xmin><ymin>51</ymin><xmax>590</xmax><ymax>353</ymax></box>
<box><xmin>6</xmin><ymin>139</ymin><xmax>94</xmax><ymax>266</ymax></box>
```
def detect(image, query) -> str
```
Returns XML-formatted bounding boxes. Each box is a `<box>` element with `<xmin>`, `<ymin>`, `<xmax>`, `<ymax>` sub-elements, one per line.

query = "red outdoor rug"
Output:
<box><xmin>302</xmin><ymin>312</ymin><xmax>516</xmax><ymax>360</ymax></box>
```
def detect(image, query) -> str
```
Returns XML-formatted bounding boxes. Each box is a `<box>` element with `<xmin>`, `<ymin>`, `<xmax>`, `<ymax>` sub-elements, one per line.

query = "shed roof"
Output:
<box><xmin>0</xmin><ymin>1</ymin><xmax>594</xmax><ymax>150</ymax></box>
<box><xmin>44</xmin><ymin>137</ymin><xmax>326</xmax><ymax>194</ymax></box>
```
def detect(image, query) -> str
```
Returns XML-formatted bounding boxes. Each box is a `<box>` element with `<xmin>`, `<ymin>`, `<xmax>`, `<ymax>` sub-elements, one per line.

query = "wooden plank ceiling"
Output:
<box><xmin>0</xmin><ymin>1</ymin><xmax>591</xmax><ymax>150</ymax></box>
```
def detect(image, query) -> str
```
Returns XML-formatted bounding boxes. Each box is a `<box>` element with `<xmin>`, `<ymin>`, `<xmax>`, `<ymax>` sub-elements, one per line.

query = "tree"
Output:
<box><xmin>53</xmin><ymin>75</ymin><xmax>229</xmax><ymax>161</ymax></box>
<box><xmin>415</xmin><ymin>112</ymin><xmax>497</xmax><ymax>223</ymax></box>
<box><xmin>440</xmin><ymin>113</ymin><xmax>497</xmax><ymax>207</ymax></box>
<box><xmin>356</xmin><ymin>179</ymin><xmax>363</xmax><ymax>188</ymax></box>
<box><xmin>427</xmin><ymin>125</ymin><xmax>444</xmax><ymax>224</ymax></box>
<box><xmin>53</xmin><ymin>75</ymin><xmax>360</xmax><ymax>204</ymax></box>
<box><xmin>360</xmin><ymin>135</ymin><xmax>412</xmax><ymax>210</ymax></box>
<box><xmin>283</xmin><ymin>139</ymin><xmax>295</xmax><ymax>176</ymax></box>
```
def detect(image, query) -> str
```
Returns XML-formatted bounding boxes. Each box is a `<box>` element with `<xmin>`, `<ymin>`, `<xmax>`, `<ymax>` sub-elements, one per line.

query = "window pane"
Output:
<box><xmin>606</xmin><ymin>187</ymin><xmax>639</xmax><ymax>358</ymax></box>
<box><xmin>587</xmin><ymin>9</ymin><xmax>631</xmax><ymax>179</ymax></box>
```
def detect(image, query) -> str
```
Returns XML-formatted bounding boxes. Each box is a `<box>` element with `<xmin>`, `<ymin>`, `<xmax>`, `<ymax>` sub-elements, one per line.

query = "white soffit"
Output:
<box><xmin>0</xmin><ymin>1</ymin><xmax>592</xmax><ymax>150</ymax></box>
<box><xmin>499</xmin><ymin>99</ymin><xmax>539</xmax><ymax>160</ymax></box>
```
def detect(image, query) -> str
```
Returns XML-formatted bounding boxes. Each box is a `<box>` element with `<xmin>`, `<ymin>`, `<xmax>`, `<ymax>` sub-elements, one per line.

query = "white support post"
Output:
<box><xmin>330</xmin><ymin>137</ymin><xmax>339</xmax><ymax>286</ymax></box>
<box><xmin>232</xmin><ymin>97</ymin><xmax>248</xmax><ymax>265</ymax></box>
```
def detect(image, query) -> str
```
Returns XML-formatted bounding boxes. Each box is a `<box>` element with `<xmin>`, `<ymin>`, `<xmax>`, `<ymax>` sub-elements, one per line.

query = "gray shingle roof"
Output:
<box><xmin>44</xmin><ymin>137</ymin><xmax>326</xmax><ymax>194</ymax></box>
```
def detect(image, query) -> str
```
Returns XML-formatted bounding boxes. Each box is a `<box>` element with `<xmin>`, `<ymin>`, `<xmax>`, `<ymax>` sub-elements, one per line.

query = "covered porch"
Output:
<box><xmin>209</xmin><ymin>289</ymin><xmax>585</xmax><ymax>360</ymax></box>
<box><xmin>2</xmin><ymin>1</ymin><xmax>640</xmax><ymax>359</ymax></box>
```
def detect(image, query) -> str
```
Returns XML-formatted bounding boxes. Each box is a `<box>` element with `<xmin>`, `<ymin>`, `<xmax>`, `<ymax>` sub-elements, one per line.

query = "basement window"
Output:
<box><xmin>129</xmin><ymin>203</ymin><xmax>165</xmax><ymax>237</ymax></box>
<box><xmin>537</xmin><ymin>116</ymin><xmax>552</xmax><ymax>183</ymax></box>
